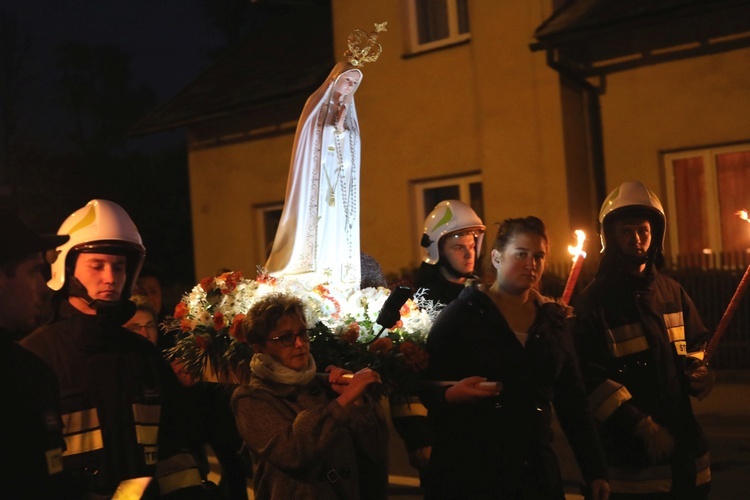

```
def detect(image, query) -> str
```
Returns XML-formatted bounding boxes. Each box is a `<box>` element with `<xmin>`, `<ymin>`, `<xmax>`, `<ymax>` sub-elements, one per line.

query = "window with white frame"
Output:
<box><xmin>663</xmin><ymin>144</ymin><xmax>750</xmax><ymax>256</ymax></box>
<box><xmin>403</xmin><ymin>0</ymin><xmax>470</xmax><ymax>54</ymax></box>
<box><xmin>413</xmin><ymin>173</ymin><xmax>484</xmax><ymax>255</ymax></box>
<box><xmin>256</xmin><ymin>203</ymin><xmax>284</xmax><ymax>261</ymax></box>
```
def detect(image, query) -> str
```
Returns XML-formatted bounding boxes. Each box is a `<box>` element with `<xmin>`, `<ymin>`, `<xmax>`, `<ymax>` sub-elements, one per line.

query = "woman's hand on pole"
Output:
<box><xmin>335</xmin><ymin>367</ymin><xmax>381</xmax><ymax>407</ymax></box>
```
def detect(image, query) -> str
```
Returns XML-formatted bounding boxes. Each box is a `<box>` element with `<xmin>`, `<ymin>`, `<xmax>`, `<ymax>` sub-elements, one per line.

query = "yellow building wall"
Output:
<box><xmin>188</xmin><ymin>129</ymin><xmax>296</xmax><ymax>279</ymax></box>
<box><xmin>187</xmin><ymin>1</ymin><xmax>583</xmax><ymax>279</ymax></box>
<box><xmin>601</xmin><ymin>47</ymin><xmax>750</xmax><ymax>201</ymax></box>
<box><xmin>330</xmin><ymin>0</ymin><xmax>572</xmax><ymax>274</ymax></box>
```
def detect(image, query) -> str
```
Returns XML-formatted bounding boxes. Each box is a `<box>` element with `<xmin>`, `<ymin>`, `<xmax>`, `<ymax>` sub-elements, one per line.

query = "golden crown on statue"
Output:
<box><xmin>344</xmin><ymin>21</ymin><xmax>387</xmax><ymax>67</ymax></box>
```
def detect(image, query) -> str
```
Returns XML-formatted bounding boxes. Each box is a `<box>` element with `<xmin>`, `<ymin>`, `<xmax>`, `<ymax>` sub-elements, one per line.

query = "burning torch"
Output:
<box><xmin>561</xmin><ymin>230</ymin><xmax>587</xmax><ymax>305</ymax></box>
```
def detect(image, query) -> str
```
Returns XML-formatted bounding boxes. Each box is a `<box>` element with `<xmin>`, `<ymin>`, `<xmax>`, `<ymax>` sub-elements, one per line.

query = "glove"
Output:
<box><xmin>685</xmin><ymin>357</ymin><xmax>715</xmax><ymax>401</ymax></box>
<box><xmin>634</xmin><ymin>416</ymin><xmax>674</xmax><ymax>463</ymax></box>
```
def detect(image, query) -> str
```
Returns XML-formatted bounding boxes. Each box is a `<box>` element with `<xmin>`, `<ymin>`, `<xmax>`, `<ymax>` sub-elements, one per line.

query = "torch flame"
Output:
<box><xmin>737</xmin><ymin>209</ymin><xmax>749</xmax><ymax>223</ymax></box>
<box><xmin>567</xmin><ymin>230</ymin><xmax>587</xmax><ymax>261</ymax></box>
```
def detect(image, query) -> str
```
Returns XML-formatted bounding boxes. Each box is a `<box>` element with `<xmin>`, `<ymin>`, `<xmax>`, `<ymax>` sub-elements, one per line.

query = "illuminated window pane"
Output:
<box><xmin>672</xmin><ymin>156</ymin><xmax>709</xmax><ymax>254</ymax></box>
<box><xmin>716</xmin><ymin>151</ymin><xmax>750</xmax><ymax>251</ymax></box>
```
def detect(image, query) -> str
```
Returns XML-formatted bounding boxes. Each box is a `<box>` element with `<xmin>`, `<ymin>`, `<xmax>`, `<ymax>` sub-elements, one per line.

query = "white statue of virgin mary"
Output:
<box><xmin>265</xmin><ymin>62</ymin><xmax>362</xmax><ymax>287</ymax></box>
<box><xmin>265</xmin><ymin>23</ymin><xmax>386</xmax><ymax>290</ymax></box>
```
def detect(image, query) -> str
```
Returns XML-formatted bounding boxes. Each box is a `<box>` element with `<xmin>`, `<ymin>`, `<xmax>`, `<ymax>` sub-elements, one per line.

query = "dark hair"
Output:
<box><xmin>361</xmin><ymin>252</ymin><xmax>387</xmax><ymax>289</ymax></box>
<box><xmin>603</xmin><ymin>206</ymin><xmax>664</xmax><ymax>251</ymax></box>
<box><xmin>484</xmin><ymin>216</ymin><xmax>548</xmax><ymax>280</ymax></box>
<box><xmin>437</xmin><ymin>229</ymin><xmax>480</xmax><ymax>254</ymax></box>
<box><xmin>138</xmin><ymin>261</ymin><xmax>164</xmax><ymax>283</ymax></box>
<box><xmin>242</xmin><ymin>293</ymin><xmax>307</xmax><ymax>345</ymax></box>
<box><xmin>129</xmin><ymin>294</ymin><xmax>157</xmax><ymax>321</ymax></box>
<box><xmin>492</xmin><ymin>216</ymin><xmax>548</xmax><ymax>253</ymax></box>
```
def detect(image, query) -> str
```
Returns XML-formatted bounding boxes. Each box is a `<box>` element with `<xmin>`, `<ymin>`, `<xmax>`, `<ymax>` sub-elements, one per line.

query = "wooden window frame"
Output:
<box><xmin>402</xmin><ymin>0</ymin><xmax>471</xmax><ymax>55</ymax></box>
<box><xmin>412</xmin><ymin>172</ymin><xmax>483</xmax><ymax>261</ymax></box>
<box><xmin>664</xmin><ymin>142</ymin><xmax>750</xmax><ymax>255</ymax></box>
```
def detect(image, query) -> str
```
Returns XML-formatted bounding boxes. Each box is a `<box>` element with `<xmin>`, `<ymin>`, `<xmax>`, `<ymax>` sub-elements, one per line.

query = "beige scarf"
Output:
<box><xmin>249</xmin><ymin>353</ymin><xmax>317</xmax><ymax>386</ymax></box>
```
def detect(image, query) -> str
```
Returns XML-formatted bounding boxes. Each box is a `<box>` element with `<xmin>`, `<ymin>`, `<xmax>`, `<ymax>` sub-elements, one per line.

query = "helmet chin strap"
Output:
<box><xmin>68</xmin><ymin>277</ymin><xmax>96</xmax><ymax>304</ymax></box>
<box><xmin>611</xmin><ymin>246</ymin><xmax>659</xmax><ymax>277</ymax></box>
<box><xmin>438</xmin><ymin>257</ymin><xmax>474</xmax><ymax>281</ymax></box>
<box><xmin>67</xmin><ymin>277</ymin><xmax>128</xmax><ymax>317</ymax></box>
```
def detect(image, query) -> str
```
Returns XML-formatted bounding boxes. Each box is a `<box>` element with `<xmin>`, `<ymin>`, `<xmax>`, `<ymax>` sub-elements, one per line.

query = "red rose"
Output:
<box><xmin>399</xmin><ymin>341</ymin><xmax>430</xmax><ymax>372</ymax></box>
<box><xmin>174</xmin><ymin>302</ymin><xmax>189</xmax><ymax>320</ymax></box>
<box><xmin>256</xmin><ymin>273</ymin><xmax>276</xmax><ymax>285</ymax></box>
<box><xmin>340</xmin><ymin>322</ymin><xmax>360</xmax><ymax>344</ymax></box>
<box><xmin>229</xmin><ymin>314</ymin><xmax>246</xmax><ymax>342</ymax></box>
<box><xmin>213</xmin><ymin>312</ymin><xmax>225</xmax><ymax>331</ymax></box>
<box><xmin>369</xmin><ymin>337</ymin><xmax>394</xmax><ymax>355</ymax></box>
<box><xmin>219</xmin><ymin>271</ymin><xmax>242</xmax><ymax>293</ymax></box>
<box><xmin>200</xmin><ymin>276</ymin><xmax>215</xmax><ymax>293</ymax></box>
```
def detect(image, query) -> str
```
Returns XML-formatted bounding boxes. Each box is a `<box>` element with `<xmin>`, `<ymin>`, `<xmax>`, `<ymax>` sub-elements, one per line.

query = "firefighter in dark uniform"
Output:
<box><xmin>22</xmin><ymin>199</ymin><xmax>210</xmax><ymax>499</ymax></box>
<box><xmin>393</xmin><ymin>199</ymin><xmax>485</xmax><ymax>484</ymax></box>
<box><xmin>415</xmin><ymin>199</ymin><xmax>486</xmax><ymax>306</ymax></box>
<box><xmin>0</xmin><ymin>208</ymin><xmax>72</xmax><ymax>499</ymax></box>
<box><xmin>573</xmin><ymin>181</ymin><xmax>714</xmax><ymax>499</ymax></box>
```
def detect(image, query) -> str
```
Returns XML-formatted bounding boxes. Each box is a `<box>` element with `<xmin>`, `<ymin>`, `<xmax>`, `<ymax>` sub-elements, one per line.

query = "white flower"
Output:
<box><xmin>168</xmin><ymin>272</ymin><xmax>436</xmax><ymax>345</ymax></box>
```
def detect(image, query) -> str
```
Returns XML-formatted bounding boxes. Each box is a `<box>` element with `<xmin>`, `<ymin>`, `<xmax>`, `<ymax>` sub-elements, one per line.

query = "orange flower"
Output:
<box><xmin>200</xmin><ymin>276</ymin><xmax>215</xmax><ymax>293</ymax></box>
<box><xmin>399</xmin><ymin>341</ymin><xmax>430</xmax><ymax>372</ymax></box>
<box><xmin>180</xmin><ymin>317</ymin><xmax>195</xmax><ymax>332</ymax></box>
<box><xmin>313</xmin><ymin>284</ymin><xmax>341</xmax><ymax>318</ymax></box>
<box><xmin>229</xmin><ymin>314</ymin><xmax>246</xmax><ymax>342</ymax></box>
<box><xmin>369</xmin><ymin>337</ymin><xmax>394</xmax><ymax>355</ymax></box>
<box><xmin>340</xmin><ymin>322</ymin><xmax>360</xmax><ymax>344</ymax></box>
<box><xmin>174</xmin><ymin>302</ymin><xmax>189</xmax><ymax>320</ymax></box>
<box><xmin>400</xmin><ymin>302</ymin><xmax>411</xmax><ymax>318</ymax></box>
<box><xmin>213</xmin><ymin>312</ymin><xmax>225</xmax><ymax>331</ymax></box>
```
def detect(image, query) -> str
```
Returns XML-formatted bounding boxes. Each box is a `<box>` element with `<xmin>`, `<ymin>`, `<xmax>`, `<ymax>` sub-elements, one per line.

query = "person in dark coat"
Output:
<box><xmin>421</xmin><ymin>216</ymin><xmax>609</xmax><ymax>499</ymax></box>
<box><xmin>415</xmin><ymin>199</ymin><xmax>486</xmax><ymax>306</ymax></box>
<box><xmin>0</xmin><ymin>208</ymin><xmax>72</xmax><ymax>499</ymax></box>
<box><xmin>21</xmin><ymin>199</ymin><xmax>209</xmax><ymax>499</ymax></box>
<box><xmin>393</xmin><ymin>199</ymin><xmax>486</xmax><ymax>484</ymax></box>
<box><xmin>135</xmin><ymin>262</ymin><xmax>175</xmax><ymax>352</ymax></box>
<box><xmin>573</xmin><ymin>181</ymin><xmax>713</xmax><ymax>498</ymax></box>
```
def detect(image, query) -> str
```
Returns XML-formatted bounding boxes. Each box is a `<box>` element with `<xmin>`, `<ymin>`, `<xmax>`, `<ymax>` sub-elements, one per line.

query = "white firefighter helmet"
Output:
<box><xmin>421</xmin><ymin>200</ymin><xmax>485</xmax><ymax>264</ymax></box>
<box><xmin>49</xmin><ymin>199</ymin><xmax>146</xmax><ymax>295</ymax></box>
<box><xmin>599</xmin><ymin>181</ymin><xmax>666</xmax><ymax>254</ymax></box>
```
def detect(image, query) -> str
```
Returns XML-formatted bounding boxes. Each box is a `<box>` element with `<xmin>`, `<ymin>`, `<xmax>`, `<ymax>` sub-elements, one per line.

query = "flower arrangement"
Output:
<box><xmin>164</xmin><ymin>268</ymin><xmax>442</xmax><ymax>398</ymax></box>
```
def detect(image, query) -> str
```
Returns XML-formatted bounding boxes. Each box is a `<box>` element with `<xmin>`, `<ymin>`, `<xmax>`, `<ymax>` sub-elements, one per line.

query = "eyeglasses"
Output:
<box><xmin>125</xmin><ymin>321</ymin><xmax>157</xmax><ymax>332</ymax></box>
<box><xmin>267</xmin><ymin>329</ymin><xmax>312</xmax><ymax>347</ymax></box>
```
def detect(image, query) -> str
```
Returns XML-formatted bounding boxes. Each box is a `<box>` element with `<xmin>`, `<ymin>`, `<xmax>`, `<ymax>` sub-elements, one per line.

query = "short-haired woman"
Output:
<box><xmin>232</xmin><ymin>293</ymin><xmax>388</xmax><ymax>500</ymax></box>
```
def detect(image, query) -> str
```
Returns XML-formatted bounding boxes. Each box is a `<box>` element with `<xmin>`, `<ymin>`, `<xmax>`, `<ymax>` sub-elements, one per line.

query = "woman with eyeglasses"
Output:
<box><xmin>231</xmin><ymin>293</ymin><xmax>388</xmax><ymax>500</ymax></box>
<box><xmin>125</xmin><ymin>294</ymin><xmax>159</xmax><ymax>345</ymax></box>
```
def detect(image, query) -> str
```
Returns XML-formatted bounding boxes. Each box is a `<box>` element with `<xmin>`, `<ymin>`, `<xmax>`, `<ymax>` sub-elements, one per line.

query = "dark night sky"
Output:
<box><xmin>5</xmin><ymin>0</ymin><xmax>223</xmax><ymax>147</ymax></box>
<box><xmin>1</xmin><ymin>1</ymin><xmax>233</xmax><ymax>287</ymax></box>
